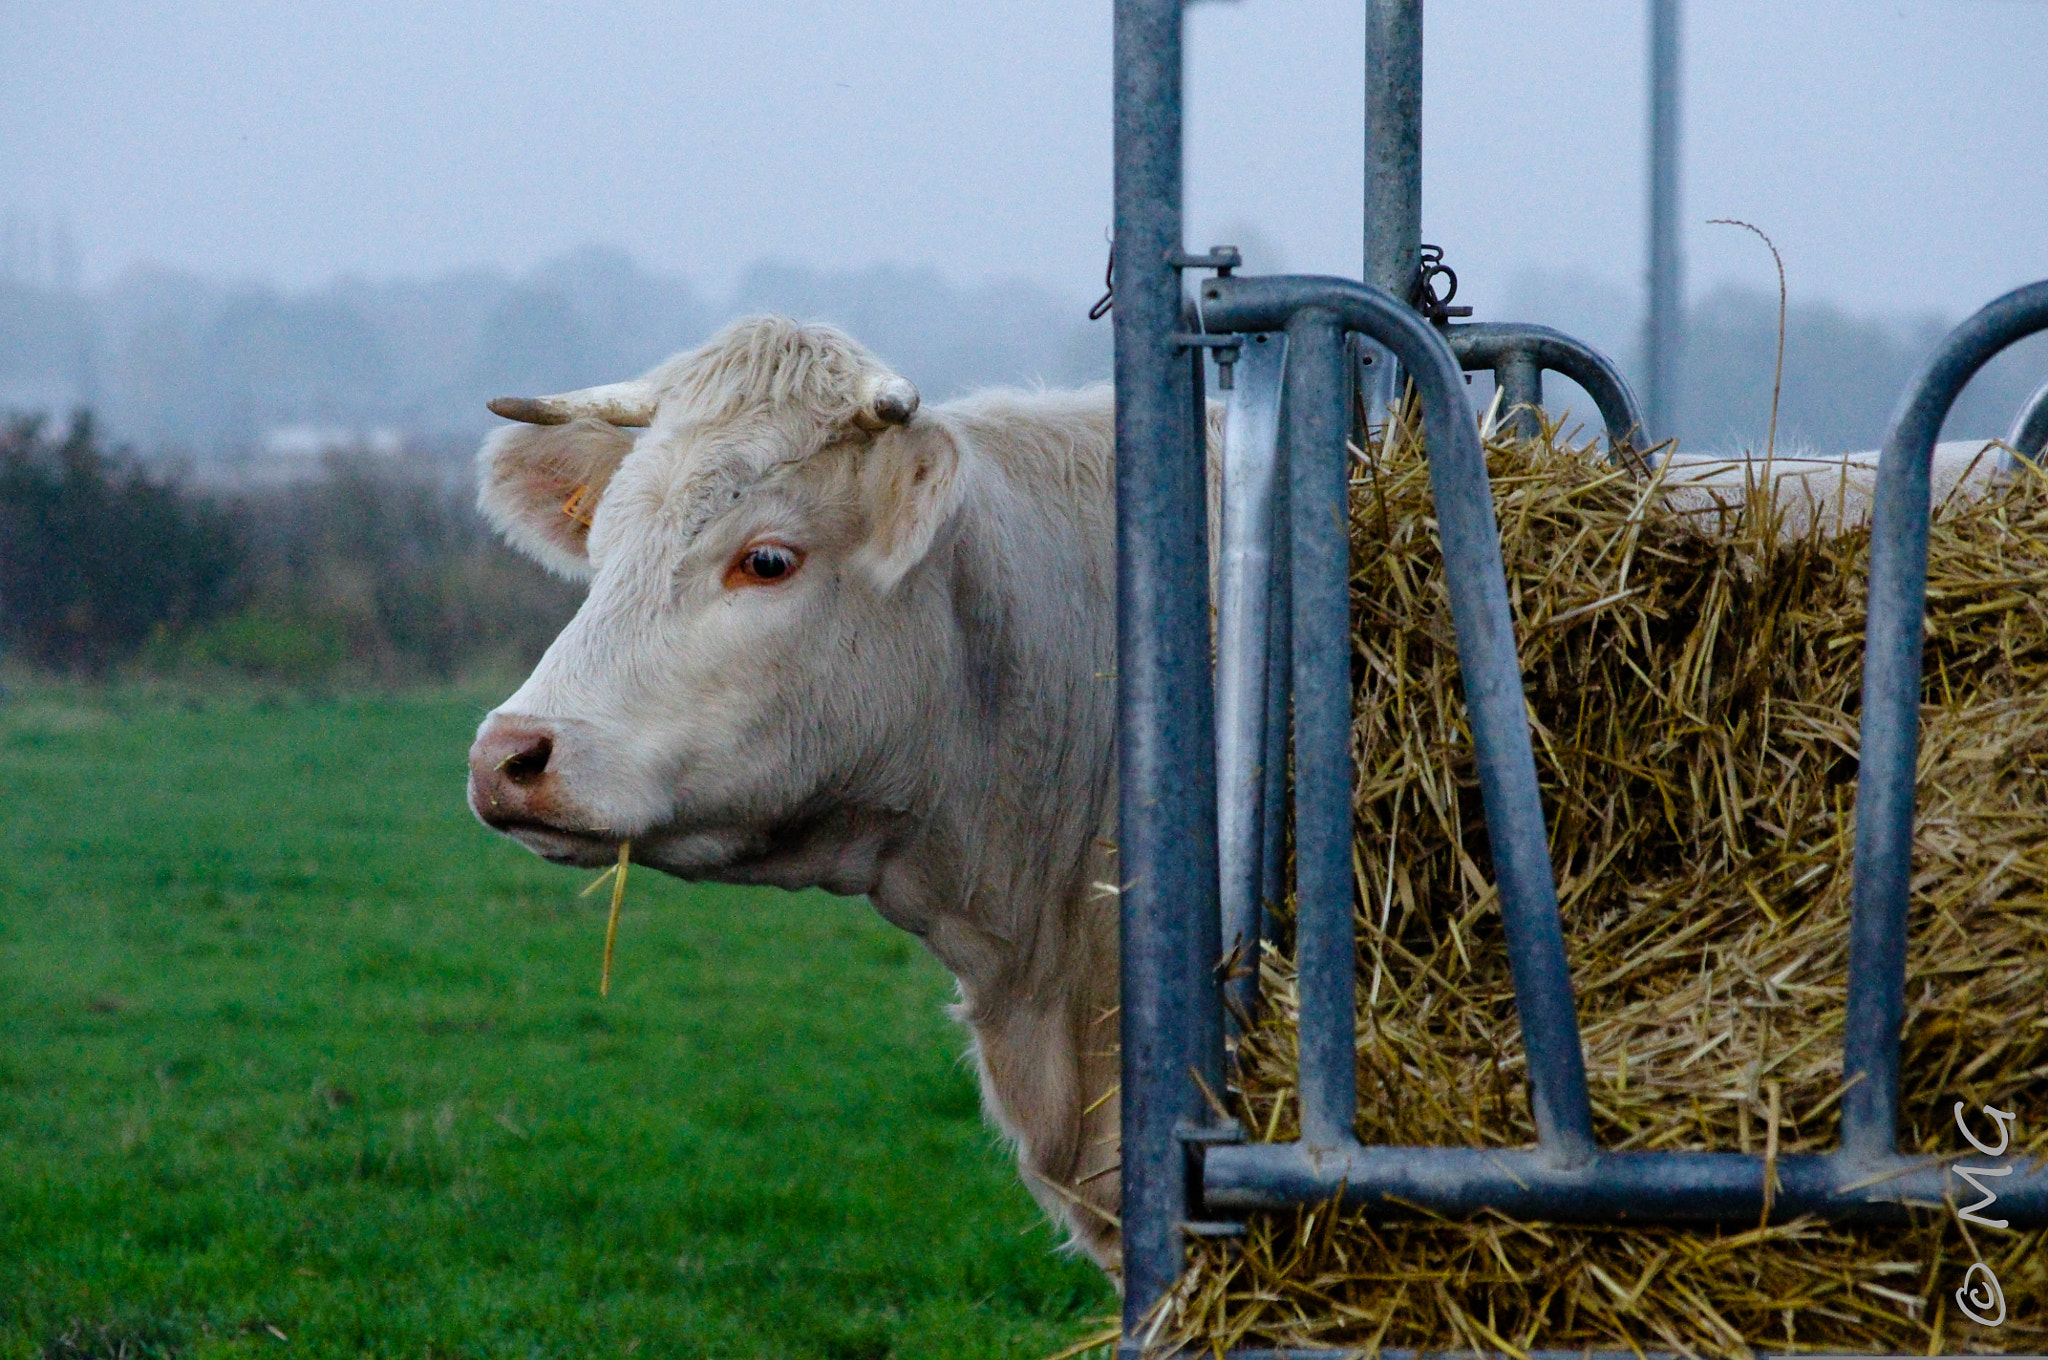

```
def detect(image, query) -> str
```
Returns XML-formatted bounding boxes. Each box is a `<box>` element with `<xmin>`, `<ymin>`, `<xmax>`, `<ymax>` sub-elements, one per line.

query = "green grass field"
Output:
<box><xmin>0</xmin><ymin>686</ymin><xmax>1114</xmax><ymax>1359</ymax></box>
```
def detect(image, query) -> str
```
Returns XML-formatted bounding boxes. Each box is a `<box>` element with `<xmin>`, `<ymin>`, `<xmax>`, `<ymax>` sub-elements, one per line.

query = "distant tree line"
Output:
<box><xmin>0</xmin><ymin>411</ymin><xmax>579</xmax><ymax>683</ymax></box>
<box><xmin>1500</xmin><ymin>271</ymin><xmax>2048</xmax><ymax>456</ymax></box>
<box><xmin>1677</xmin><ymin>286</ymin><xmax>2047</xmax><ymax>455</ymax></box>
<box><xmin>6</xmin><ymin>244</ymin><xmax>2035</xmax><ymax>470</ymax></box>
<box><xmin>0</xmin><ymin>248</ymin><xmax>1112</xmax><ymax>460</ymax></box>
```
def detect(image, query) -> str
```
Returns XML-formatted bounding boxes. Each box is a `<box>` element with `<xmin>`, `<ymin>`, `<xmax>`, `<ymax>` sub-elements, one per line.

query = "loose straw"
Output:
<box><xmin>1160</xmin><ymin>409</ymin><xmax>2048</xmax><ymax>1359</ymax></box>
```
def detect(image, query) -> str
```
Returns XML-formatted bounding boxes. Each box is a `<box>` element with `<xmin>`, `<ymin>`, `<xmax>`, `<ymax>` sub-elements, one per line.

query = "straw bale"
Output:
<box><xmin>1169</xmin><ymin>409</ymin><xmax>2048</xmax><ymax>1358</ymax></box>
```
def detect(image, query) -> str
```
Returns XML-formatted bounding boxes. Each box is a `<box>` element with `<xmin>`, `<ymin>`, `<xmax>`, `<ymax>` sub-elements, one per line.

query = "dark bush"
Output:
<box><xmin>211</xmin><ymin>451</ymin><xmax>583</xmax><ymax>685</ymax></box>
<box><xmin>1</xmin><ymin>411</ymin><xmax>582</xmax><ymax>685</ymax></box>
<box><xmin>0</xmin><ymin>412</ymin><xmax>246</xmax><ymax>673</ymax></box>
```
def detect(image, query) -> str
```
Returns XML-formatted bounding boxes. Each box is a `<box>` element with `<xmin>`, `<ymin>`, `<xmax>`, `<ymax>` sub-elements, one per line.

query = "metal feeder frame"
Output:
<box><xmin>1111</xmin><ymin>0</ymin><xmax>2048</xmax><ymax>1354</ymax></box>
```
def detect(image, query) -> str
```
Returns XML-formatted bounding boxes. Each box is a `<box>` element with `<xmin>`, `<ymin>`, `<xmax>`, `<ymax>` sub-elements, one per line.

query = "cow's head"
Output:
<box><xmin>466</xmin><ymin>317</ymin><xmax>967</xmax><ymax>896</ymax></box>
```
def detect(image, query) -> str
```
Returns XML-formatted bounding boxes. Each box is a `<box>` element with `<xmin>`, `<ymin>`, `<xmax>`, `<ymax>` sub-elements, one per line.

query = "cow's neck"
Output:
<box><xmin>866</xmin><ymin>412</ymin><xmax>1117</xmax><ymax>972</ymax></box>
<box><xmin>865</xmin><ymin>410</ymin><xmax>1123</xmax><ymax>1257</ymax></box>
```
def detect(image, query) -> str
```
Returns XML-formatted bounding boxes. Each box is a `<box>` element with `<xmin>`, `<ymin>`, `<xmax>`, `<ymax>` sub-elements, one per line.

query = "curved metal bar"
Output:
<box><xmin>1447</xmin><ymin>322</ymin><xmax>1647</xmax><ymax>465</ymax></box>
<box><xmin>1999</xmin><ymin>373</ymin><xmax>2048</xmax><ymax>476</ymax></box>
<box><xmin>1203</xmin><ymin>273</ymin><xmax>1597</xmax><ymax>1166</ymax></box>
<box><xmin>1215</xmin><ymin>333</ymin><xmax>1289</xmax><ymax>1030</ymax></box>
<box><xmin>1843</xmin><ymin>279</ymin><xmax>2048</xmax><ymax>1163</ymax></box>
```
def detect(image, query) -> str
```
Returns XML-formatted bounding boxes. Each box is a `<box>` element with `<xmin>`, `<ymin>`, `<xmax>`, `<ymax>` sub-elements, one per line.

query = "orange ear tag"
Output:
<box><xmin>560</xmin><ymin>484</ymin><xmax>596</xmax><ymax>528</ymax></box>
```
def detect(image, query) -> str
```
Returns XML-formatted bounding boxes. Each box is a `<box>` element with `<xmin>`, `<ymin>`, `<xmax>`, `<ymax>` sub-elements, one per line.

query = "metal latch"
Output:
<box><xmin>1177</xmin><ymin>1118</ymin><xmax>1249</xmax><ymax>1238</ymax></box>
<box><xmin>1167</xmin><ymin>246</ymin><xmax>1242</xmax><ymax>276</ymax></box>
<box><xmin>1170</xmin><ymin>332</ymin><xmax>1245</xmax><ymax>388</ymax></box>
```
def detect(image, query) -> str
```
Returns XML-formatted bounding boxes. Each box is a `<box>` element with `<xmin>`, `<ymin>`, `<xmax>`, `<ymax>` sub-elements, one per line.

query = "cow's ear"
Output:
<box><xmin>476</xmin><ymin>417</ymin><xmax>636</xmax><ymax>580</ymax></box>
<box><xmin>858</xmin><ymin>417</ymin><xmax>965</xmax><ymax>590</ymax></box>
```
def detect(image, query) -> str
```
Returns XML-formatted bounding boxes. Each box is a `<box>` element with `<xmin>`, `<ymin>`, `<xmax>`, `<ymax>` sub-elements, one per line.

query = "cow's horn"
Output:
<box><xmin>487</xmin><ymin>380</ymin><xmax>657</xmax><ymax>427</ymax></box>
<box><xmin>855</xmin><ymin>375</ymin><xmax>920</xmax><ymax>430</ymax></box>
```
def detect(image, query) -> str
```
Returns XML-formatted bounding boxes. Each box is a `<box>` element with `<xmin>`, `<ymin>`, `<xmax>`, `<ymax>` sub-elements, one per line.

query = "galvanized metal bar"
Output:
<box><xmin>1190</xmin><ymin>336</ymin><xmax>1227</xmax><ymax>1080</ymax></box>
<box><xmin>1842</xmin><ymin>278</ymin><xmax>2048</xmax><ymax>1163</ymax></box>
<box><xmin>1257</xmin><ymin>408</ymin><xmax>1294</xmax><ymax>992</ymax></box>
<box><xmin>1286</xmin><ymin>308</ymin><xmax>1359</xmax><ymax>1150</ymax></box>
<box><xmin>1494</xmin><ymin>350</ymin><xmax>1543</xmax><ymax>442</ymax></box>
<box><xmin>1448</xmin><ymin>323</ymin><xmax>1647</xmax><ymax>464</ymax></box>
<box><xmin>1206</xmin><ymin>1141</ymin><xmax>2048</xmax><ymax>1225</ymax></box>
<box><xmin>1201</xmin><ymin>274</ymin><xmax>1597</xmax><ymax>1165</ymax></box>
<box><xmin>1112</xmin><ymin>0</ymin><xmax>1222</xmax><ymax>1327</ymax></box>
<box><xmin>1363</xmin><ymin>0</ymin><xmax>1423</xmax><ymax>301</ymax></box>
<box><xmin>1644</xmin><ymin>0</ymin><xmax>1684</xmax><ymax>444</ymax></box>
<box><xmin>1999</xmin><ymin>373</ymin><xmax>2048</xmax><ymax>475</ymax></box>
<box><xmin>1362</xmin><ymin>0</ymin><xmax>1423</xmax><ymax>419</ymax></box>
<box><xmin>1217</xmin><ymin>334</ymin><xmax>1290</xmax><ymax>1029</ymax></box>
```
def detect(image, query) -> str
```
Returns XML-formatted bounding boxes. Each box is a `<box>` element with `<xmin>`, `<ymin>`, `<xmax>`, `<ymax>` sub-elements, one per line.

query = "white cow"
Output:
<box><xmin>467</xmin><ymin>315</ymin><xmax>2009</xmax><ymax>1274</ymax></box>
<box><xmin>1653</xmin><ymin>443</ymin><xmax>2010</xmax><ymax>536</ymax></box>
<box><xmin>468</xmin><ymin>317</ymin><xmax>1127</xmax><ymax>1265</ymax></box>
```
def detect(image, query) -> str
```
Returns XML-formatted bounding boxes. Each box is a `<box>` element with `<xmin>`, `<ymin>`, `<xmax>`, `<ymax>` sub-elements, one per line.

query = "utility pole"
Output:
<box><xmin>1644</xmin><ymin>0</ymin><xmax>1684</xmax><ymax>444</ymax></box>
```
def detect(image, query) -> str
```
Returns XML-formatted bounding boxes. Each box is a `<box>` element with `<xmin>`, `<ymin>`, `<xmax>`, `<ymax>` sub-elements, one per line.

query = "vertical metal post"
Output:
<box><xmin>1285</xmin><ymin>310</ymin><xmax>1360</xmax><ymax>1150</ymax></box>
<box><xmin>1113</xmin><ymin>0</ymin><xmax>1224</xmax><ymax>1333</ymax></box>
<box><xmin>1644</xmin><ymin>0</ymin><xmax>1684</xmax><ymax>443</ymax></box>
<box><xmin>1363</xmin><ymin>0</ymin><xmax>1424</xmax><ymax>418</ymax></box>
<box><xmin>1364</xmin><ymin>0</ymin><xmax>1424</xmax><ymax>300</ymax></box>
<box><xmin>1495</xmin><ymin>351</ymin><xmax>1544</xmax><ymax>442</ymax></box>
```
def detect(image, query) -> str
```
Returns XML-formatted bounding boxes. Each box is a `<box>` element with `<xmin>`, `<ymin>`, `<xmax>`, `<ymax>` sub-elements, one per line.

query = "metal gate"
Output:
<box><xmin>1110</xmin><ymin>0</ymin><xmax>2048</xmax><ymax>1353</ymax></box>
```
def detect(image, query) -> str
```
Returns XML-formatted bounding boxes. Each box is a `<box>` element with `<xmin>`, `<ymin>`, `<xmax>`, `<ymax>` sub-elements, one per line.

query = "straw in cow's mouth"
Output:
<box><xmin>579</xmin><ymin>840</ymin><xmax>632</xmax><ymax>997</ymax></box>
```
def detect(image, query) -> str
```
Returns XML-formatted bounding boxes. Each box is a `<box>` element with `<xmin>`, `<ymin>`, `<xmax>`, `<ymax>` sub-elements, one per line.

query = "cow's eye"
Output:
<box><xmin>726</xmin><ymin>543</ymin><xmax>804</xmax><ymax>588</ymax></box>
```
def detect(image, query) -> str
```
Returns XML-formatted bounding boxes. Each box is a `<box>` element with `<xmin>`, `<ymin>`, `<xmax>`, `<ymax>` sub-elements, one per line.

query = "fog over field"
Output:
<box><xmin>0</xmin><ymin>250</ymin><xmax>1113</xmax><ymax>470</ymax></box>
<box><xmin>2</xmin><ymin>0</ymin><xmax>2045</xmax><ymax>463</ymax></box>
<box><xmin>4</xmin><ymin>252</ymin><xmax>2042</xmax><ymax>473</ymax></box>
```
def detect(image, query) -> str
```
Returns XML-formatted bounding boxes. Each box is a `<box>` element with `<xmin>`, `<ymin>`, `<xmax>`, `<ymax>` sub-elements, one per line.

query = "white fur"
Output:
<box><xmin>1656</xmin><ymin>439</ymin><xmax>2006</xmax><ymax>536</ymax></box>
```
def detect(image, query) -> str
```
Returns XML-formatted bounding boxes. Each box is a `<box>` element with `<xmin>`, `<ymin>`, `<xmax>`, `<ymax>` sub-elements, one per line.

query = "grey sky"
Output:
<box><xmin>3</xmin><ymin>0</ymin><xmax>2044</xmax><ymax>317</ymax></box>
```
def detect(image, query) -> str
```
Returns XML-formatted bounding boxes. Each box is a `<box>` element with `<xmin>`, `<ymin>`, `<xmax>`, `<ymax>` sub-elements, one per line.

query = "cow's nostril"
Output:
<box><xmin>498</xmin><ymin>736</ymin><xmax>553</xmax><ymax>786</ymax></box>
